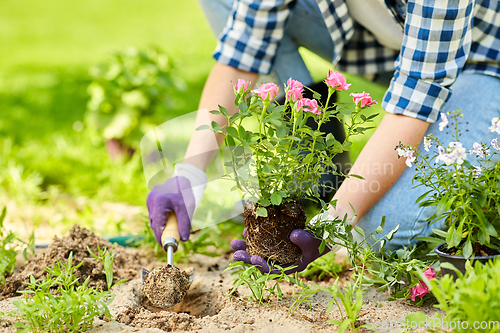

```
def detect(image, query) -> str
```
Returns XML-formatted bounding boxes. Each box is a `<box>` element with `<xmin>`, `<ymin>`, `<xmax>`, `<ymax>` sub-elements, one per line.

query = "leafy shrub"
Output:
<box><xmin>85</xmin><ymin>46</ymin><xmax>184</xmax><ymax>148</ymax></box>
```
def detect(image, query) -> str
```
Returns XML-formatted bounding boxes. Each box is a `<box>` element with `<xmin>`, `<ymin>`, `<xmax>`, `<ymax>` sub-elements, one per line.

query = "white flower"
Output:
<box><xmin>490</xmin><ymin>117</ymin><xmax>500</xmax><ymax>134</ymax></box>
<box><xmin>492</xmin><ymin>138</ymin><xmax>500</xmax><ymax>150</ymax></box>
<box><xmin>450</xmin><ymin>142</ymin><xmax>467</xmax><ymax>165</ymax></box>
<box><xmin>436</xmin><ymin>142</ymin><xmax>467</xmax><ymax>166</ymax></box>
<box><xmin>473</xmin><ymin>166</ymin><xmax>482</xmax><ymax>176</ymax></box>
<box><xmin>396</xmin><ymin>147</ymin><xmax>406</xmax><ymax>157</ymax></box>
<box><xmin>469</xmin><ymin>142</ymin><xmax>489</xmax><ymax>158</ymax></box>
<box><xmin>438</xmin><ymin>113</ymin><xmax>448</xmax><ymax>131</ymax></box>
<box><xmin>397</xmin><ymin>147</ymin><xmax>416</xmax><ymax>167</ymax></box>
<box><xmin>423</xmin><ymin>136</ymin><xmax>432</xmax><ymax>152</ymax></box>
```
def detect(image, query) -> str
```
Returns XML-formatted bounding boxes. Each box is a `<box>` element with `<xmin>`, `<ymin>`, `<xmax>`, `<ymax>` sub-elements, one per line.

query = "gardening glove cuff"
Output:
<box><xmin>173</xmin><ymin>163</ymin><xmax>207</xmax><ymax>209</ymax></box>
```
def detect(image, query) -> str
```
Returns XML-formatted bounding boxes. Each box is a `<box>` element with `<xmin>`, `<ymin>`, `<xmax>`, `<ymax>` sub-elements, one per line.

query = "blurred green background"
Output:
<box><xmin>0</xmin><ymin>0</ymin><xmax>385</xmax><ymax>242</ymax></box>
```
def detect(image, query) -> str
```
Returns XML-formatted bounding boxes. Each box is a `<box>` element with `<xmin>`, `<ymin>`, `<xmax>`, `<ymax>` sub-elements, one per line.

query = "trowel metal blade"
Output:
<box><xmin>141</xmin><ymin>267</ymin><xmax>151</xmax><ymax>283</ymax></box>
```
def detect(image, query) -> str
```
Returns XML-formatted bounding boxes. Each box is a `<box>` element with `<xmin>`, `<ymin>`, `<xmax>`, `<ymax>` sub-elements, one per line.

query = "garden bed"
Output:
<box><xmin>0</xmin><ymin>226</ymin><xmax>437</xmax><ymax>332</ymax></box>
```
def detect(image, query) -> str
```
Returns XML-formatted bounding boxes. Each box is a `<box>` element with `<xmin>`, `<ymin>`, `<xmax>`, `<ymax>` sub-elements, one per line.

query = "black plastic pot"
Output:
<box><xmin>434</xmin><ymin>242</ymin><xmax>500</xmax><ymax>279</ymax></box>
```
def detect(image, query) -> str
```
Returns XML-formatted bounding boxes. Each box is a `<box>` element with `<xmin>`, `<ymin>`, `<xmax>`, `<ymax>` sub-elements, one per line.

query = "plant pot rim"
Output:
<box><xmin>434</xmin><ymin>242</ymin><xmax>500</xmax><ymax>260</ymax></box>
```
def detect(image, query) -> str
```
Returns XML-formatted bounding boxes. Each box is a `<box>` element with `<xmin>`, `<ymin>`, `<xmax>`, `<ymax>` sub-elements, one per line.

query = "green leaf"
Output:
<box><xmin>226</xmin><ymin>126</ymin><xmax>238</xmax><ymax>138</ymax></box>
<box><xmin>415</xmin><ymin>236</ymin><xmax>445</xmax><ymax>245</ymax></box>
<box><xmin>303</xmin><ymin>153</ymin><xmax>314</xmax><ymax>164</ymax></box>
<box><xmin>211</xmin><ymin>121</ymin><xmax>221</xmax><ymax>131</ymax></box>
<box><xmin>270</xmin><ymin>192</ymin><xmax>282</xmax><ymax>206</ymax></box>
<box><xmin>471</xmin><ymin>198</ymin><xmax>487</xmax><ymax>227</ymax></box>
<box><xmin>276</xmin><ymin>126</ymin><xmax>287</xmax><ymax>139</ymax></box>
<box><xmin>353</xmin><ymin>226</ymin><xmax>365</xmax><ymax>237</ymax></box>
<box><xmin>238</xmin><ymin>102</ymin><xmax>248</xmax><ymax>112</ymax></box>
<box><xmin>209</xmin><ymin>110</ymin><xmax>221</xmax><ymax>115</ymax></box>
<box><xmin>380</xmin><ymin>216</ymin><xmax>386</xmax><ymax>228</ymax></box>
<box><xmin>432</xmin><ymin>228</ymin><xmax>447</xmax><ymax>238</ymax></box>
<box><xmin>256</xmin><ymin>207</ymin><xmax>268</xmax><ymax>217</ymax></box>
<box><xmin>218</xmin><ymin>105</ymin><xmax>229</xmax><ymax>116</ymax></box>
<box><xmin>415</xmin><ymin>190</ymin><xmax>433</xmax><ymax>204</ymax></box>
<box><xmin>0</xmin><ymin>207</ymin><xmax>6</xmax><ymax>228</ymax></box>
<box><xmin>386</xmin><ymin>224</ymin><xmax>399</xmax><ymax>241</ymax></box>
<box><xmin>485</xmin><ymin>222</ymin><xmax>498</xmax><ymax>237</ymax></box>
<box><xmin>463</xmin><ymin>237</ymin><xmax>473</xmax><ymax>258</ymax></box>
<box><xmin>226</xmin><ymin>135</ymin><xmax>235</xmax><ymax>147</ymax></box>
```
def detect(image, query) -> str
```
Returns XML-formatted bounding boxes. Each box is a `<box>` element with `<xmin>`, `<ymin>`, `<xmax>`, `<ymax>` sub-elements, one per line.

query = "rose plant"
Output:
<box><xmin>198</xmin><ymin>71</ymin><xmax>378</xmax><ymax>264</ymax></box>
<box><xmin>396</xmin><ymin>111</ymin><xmax>500</xmax><ymax>260</ymax></box>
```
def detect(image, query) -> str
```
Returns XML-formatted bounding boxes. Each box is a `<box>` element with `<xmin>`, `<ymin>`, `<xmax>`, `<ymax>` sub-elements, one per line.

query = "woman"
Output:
<box><xmin>147</xmin><ymin>0</ymin><xmax>500</xmax><ymax>272</ymax></box>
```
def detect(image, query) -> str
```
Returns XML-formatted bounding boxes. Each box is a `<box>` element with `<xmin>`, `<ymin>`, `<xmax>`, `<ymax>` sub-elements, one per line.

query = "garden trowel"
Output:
<box><xmin>141</xmin><ymin>213</ymin><xmax>195</xmax><ymax>308</ymax></box>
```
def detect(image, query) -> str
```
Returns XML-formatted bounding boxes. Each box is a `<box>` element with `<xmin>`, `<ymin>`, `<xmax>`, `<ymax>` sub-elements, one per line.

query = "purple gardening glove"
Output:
<box><xmin>230</xmin><ymin>228</ymin><xmax>330</xmax><ymax>274</ymax></box>
<box><xmin>147</xmin><ymin>176</ymin><xmax>196</xmax><ymax>245</ymax></box>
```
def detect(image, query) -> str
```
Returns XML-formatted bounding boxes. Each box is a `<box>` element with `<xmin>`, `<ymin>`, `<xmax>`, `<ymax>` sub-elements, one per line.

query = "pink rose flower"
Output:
<box><xmin>297</xmin><ymin>98</ymin><xmax>320</xmax><ymax>115</ymax></box>
<box><xmin>233</xmin><ymin>79</ymin><xmax>250</xmax><ymax>94</ymax></box>
<box><xmin>287</xmin><ymin>78</ymin><xmax>303</xmax><ymax>90</ymax></box>
<box><xmin>326</xmin><ymin>71</ymin><xmax>351</xmax><ymax>91</ymax></box>
<box><xmin>254</xmin><ymin>82</ymin><xmax>279</xmax><ymax>101</ymax></box>
<box><xmin>350</xmin><ymin>92</ymin><xmax>377</xmax><ymax>108</ymax></box>
<box><xmin>287</xmin><ymin>87</ymin><xmax>303</xmax><ymax>102</ymax></box>
<box><xmin>423</xmin><ymin>267</ymin><xmax>436</xmax><ymax>280</ymax></box>
<box><xmin>286</xmin><ymin>78</ymin><xmax>304</xmax><ymax>102</ymax></box>
<box><xmin>409</xmin><ymin>284</ymin><xmax>430</xmax><ymax>301</ymax></box>
<box><xmin>409</xmin><ymin>267</ymin><xmax>436</xmax><ymax>301</ymax></box>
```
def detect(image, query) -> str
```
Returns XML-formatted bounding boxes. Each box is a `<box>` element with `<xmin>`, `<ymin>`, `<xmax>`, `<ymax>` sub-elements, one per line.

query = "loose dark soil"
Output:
<box><xmin>0</xmin><ymin>225</ymin><xmax>147</xmax><ymax>299</ymax></box>
<box><xmin>446</xmin><ymin>242</ymin><xmax>500</xmax><ymax>257</ymax></box>
<box><xmin>243</xmin><ymin>199</ymin><xmax>306</xmax><ymax>265</ymax></box>
<box><xmin>142</xmin><ymin>265</ymin><xmax>192</xmax><ymax>308</ymax></box>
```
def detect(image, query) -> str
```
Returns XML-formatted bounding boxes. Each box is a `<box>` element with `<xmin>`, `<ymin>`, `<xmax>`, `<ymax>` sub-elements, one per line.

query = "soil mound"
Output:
<box><xmin>0</xmin><ymin>225</ymin><xmax>147</xmax><ymax>299</ymax></box>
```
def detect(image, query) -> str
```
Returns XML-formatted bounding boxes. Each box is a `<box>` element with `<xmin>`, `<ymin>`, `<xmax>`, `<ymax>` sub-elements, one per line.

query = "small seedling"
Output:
<box><xmin>87</xmin><ymin>244</ymin><xmax>126</xmax><ymax>290</ymax></box>
<box><xmin>2</xmin><ymin>252</ymin><xmax>115</xmax><ymax>333</ymax></box>
<box><xmin>288</xmin><ymin>274</ymin><xmax>317</xmax><ymax>314</ymax></box>
<box><xmin>300</xmin><ymin>252</ymin><xmax>342</xmax><ymax>280</ymax></box>
<box><xmin>223</xmin><ymin>261</ymin><xmax>295</xmax><ymax>304</ymax></box>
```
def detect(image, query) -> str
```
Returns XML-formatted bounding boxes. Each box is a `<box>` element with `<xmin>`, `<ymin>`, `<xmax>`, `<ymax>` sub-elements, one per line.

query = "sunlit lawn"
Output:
<box><xmin>0</xmin><ymin>0</ymin><xmax>386</xmax><ymax>242</ymax></box>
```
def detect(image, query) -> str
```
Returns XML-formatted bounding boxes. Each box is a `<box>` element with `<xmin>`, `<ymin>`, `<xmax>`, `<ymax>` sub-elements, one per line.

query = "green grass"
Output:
<box><xmin>0</xmin><ymin>0</ymin><xmax>385</xmax><ymax>240</ymax></box>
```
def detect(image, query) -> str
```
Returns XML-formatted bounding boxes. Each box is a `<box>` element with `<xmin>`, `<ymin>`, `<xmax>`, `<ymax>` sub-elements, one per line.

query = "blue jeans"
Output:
<box><xmin>198</xmin><ymin>0</ymin><xmax>500</xmax><ymax>250</ymax></box>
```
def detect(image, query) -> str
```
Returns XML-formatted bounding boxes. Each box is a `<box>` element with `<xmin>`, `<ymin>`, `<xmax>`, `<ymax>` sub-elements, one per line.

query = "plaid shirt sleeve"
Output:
<box><xmin>382</xmin><ymin>0</ymin><xmax>475</xmax><ymax>123</ymax></box>
<box><xmin>213</xmin><ymin>0</ymin><xmax>296</xmax><ymax>74</ymax></box>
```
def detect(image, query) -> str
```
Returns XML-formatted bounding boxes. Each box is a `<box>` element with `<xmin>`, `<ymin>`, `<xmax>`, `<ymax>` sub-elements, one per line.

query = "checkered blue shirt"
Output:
<box><xmin>213</xmin><ymin>0</ymin><xmax>500</xmax><ymax>123</ymax></box>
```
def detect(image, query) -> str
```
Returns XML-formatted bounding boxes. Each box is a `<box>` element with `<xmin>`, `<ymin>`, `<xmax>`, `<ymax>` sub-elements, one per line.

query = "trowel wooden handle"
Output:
<box><xmin>161</xmin><ymin>213</ymin><xmax>180</xmax><ymax>245</ymax></box>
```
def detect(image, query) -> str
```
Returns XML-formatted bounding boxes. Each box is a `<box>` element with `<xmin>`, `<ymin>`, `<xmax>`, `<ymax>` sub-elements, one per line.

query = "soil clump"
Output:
<box><xmin>243</xmin><ymin>199</ymin><xmax>306</xmax><ymax>265</ymax></box>
<box><xmin>142</xmin><ymin>265</ymin><xmax>192</xmax><ymax>308</ymax></box>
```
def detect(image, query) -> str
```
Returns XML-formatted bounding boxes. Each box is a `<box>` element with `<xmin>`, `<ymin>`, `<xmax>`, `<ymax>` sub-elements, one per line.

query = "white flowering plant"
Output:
<box><xmin>396</xmin><ymin>111</ymin><xmax>500</xmax><ymax>259</ymax></box>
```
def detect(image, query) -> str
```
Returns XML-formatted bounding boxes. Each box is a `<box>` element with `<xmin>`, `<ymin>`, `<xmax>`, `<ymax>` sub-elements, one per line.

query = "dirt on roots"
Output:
<box><xmin>243</xmin><ymin>200</ymin><xmax>306</xmax><ymax>265</ymax></box>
